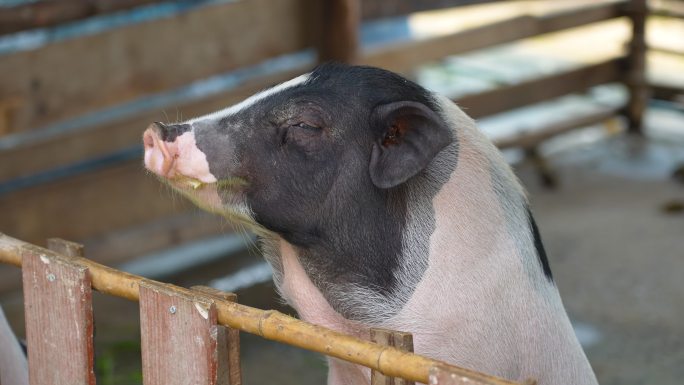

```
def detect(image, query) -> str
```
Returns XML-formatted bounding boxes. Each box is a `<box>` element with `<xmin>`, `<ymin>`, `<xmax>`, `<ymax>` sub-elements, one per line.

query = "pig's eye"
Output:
<box><xmin>292</xmin><ymin>122</ymin><xmax>320</xmax><ymax>130</ymax></box>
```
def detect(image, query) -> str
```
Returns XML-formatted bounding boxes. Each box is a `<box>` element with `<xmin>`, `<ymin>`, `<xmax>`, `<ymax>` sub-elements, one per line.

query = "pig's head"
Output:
<box><xmin>143</xmin><ymin>63</ymin><xmax>459</xmax><ymax>320</ymax></box>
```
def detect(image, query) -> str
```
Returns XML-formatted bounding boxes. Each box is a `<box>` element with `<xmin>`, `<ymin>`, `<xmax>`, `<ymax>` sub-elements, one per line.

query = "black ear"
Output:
<box><xmin>369</xmin><ymin>101</ymin><xmax>452</xmax><ymax>189</ymax></box>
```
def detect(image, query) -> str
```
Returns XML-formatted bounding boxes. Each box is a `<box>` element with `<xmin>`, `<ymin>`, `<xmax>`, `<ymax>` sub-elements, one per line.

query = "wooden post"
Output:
<box><xmin>192</xmin><ymin>286</ymin><xmax>242</xmax><ymax>385</ymax></box>
<box><xmin>22</xmin><ymin>240</ymin><xmax>94</xmax><ymax>385</ymax></box>
<box><xmin>370</xmin><ymin>328</ymin><xmax>415</xmax><ymax>385</ymax></box>
<box><xmin>139</xmin><ymin>281</ymin><xmax>220</xmax><ymax>385</ymax></box>
<box><xmin>317</xmin><ymin>0</ymin><xmax>361</xmax><ymax>63</ymax></box>
<box><xmin>624</xmin><ymin>0</ymin><xmax>649</xmax><ymax>135</ymax></box>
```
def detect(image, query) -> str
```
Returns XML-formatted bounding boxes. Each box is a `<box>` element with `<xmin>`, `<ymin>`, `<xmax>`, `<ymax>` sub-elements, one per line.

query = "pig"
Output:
<box><xmin>0</xmin><ymin>306</ymin><xmax>28</xmax><ymax>385</ymax></box>
<box><xmin>143</xmin><ymin>63</ymin><xmax>598</xmax><ymax>385</ymax></box>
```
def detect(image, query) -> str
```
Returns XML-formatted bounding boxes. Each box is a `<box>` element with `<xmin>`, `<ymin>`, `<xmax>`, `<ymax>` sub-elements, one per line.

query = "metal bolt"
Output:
<box><xmin>169</xmin><ymin>305</ymin><xmax>177</xmax><ymax>314</ymax></box>
<box><xmin>47</xmin><ymin>273</ymin><xmax>56</xmax><ymax>282</ymax></box>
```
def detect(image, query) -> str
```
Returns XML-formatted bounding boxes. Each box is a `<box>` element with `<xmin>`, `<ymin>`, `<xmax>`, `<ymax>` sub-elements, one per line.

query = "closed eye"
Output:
<box><xmin>292</xmin><ymin>122</ymin><xmax>320</xmax><ymax>130</ymax></box>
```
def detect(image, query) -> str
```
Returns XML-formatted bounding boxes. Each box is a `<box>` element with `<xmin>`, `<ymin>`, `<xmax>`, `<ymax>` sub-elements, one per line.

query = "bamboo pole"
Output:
<box><xmin>0</xmin><ymin>233</ymin><xmax>522</xmax><ymax>385</ymax></box>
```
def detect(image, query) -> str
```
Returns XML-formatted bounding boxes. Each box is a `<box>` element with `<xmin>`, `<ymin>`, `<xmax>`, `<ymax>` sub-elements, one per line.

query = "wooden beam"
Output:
<box><xmin>0</xmin><ymin>160</ymin><xmax>194</xmax><ymax>247</ymax></box>
<box><xmin>0</xmin><ymin>67</ymin><xmax>309</xmax><ymax>183</ymax></box>
<box><xmin>0</xmin><ymin>0</ymin><xmax>314</xmax><ymax>135</ymax></box>
<box><xmin>361</xmin><ymin>1</ymin><xmax>626</xmax><ymax>74</ymax></box>
<box><xmin>493</xmin><ymin>107</ymin><xmax>622</xmax><ymax>149</ymax></box>
<box><xmin>317</xmin><ymin>0</ymin><xmax>361</xmax><ymax>63</ymax></box>
<box><xmin>651</xmin><ymin>83</ymin><xmax>684</xmax><ymax>104</ymax></box>
<box><xmin>623</xmin><ymin>0</ymin><xmax>649</xmax><ymax>134</ymax></box>
<box><xmin>0</xmin><ymin>212</ymin><xmax>229</xmax><ymax>296</ymax></box>
<box><xmin>455</xmin><ymin>58</ymin><xmax>624</xmax><ymax>118</ymax></box>
<box><xmin>0</xmin><ymin>0</ymin><xmax>166</xmax><ymax>35</ymax></box>
<box><xmin>361</xmin><ymin>0</ymin><xmax>502</xmax><ymax>20</ymax></box>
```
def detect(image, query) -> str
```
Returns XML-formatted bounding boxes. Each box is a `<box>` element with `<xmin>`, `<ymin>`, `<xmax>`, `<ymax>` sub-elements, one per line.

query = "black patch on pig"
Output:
<box><xmin>157</xmin><ymin>122</ymin><xmax>192</xmax><ymax>142</ymax></box>
<box><xmin>527</xmin><ymin>207</ymin><xmax>553</xmax><ymax>281</ymax></box>
<box><xmin>192</xmin><ymin>63</ymin><xmax>454</xmax><ymax>320</ymax></box>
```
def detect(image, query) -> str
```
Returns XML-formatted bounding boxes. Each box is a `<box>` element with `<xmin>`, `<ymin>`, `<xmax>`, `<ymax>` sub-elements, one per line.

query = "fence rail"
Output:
<box><xmin>0</xmin><ymin>232</ymin><xmax>528</xmax><ymax>385</ymax></box>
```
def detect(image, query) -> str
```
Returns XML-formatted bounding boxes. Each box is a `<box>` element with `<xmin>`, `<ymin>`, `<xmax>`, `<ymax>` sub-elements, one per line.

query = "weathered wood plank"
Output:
<box><xmin>0</xmin><ymin>0</ymin><xmax>314</xmax><ymax>135</ymax></box>
<box><xmin>455</xmin><ymin>58</ymin><xmax>624</xmax><ymax>118</ymax></box>
<box><xmin>0</xmin><ymin>67</ymin><xmax>309</xmax><ymax>182</ymax></box>
<box><xmin>0</xmin><ymin>160</ymin><xmax>193</xmax><ymax>247</ymax></box>
<box><xmin>139</xmin><ymin>281</ymin><xmax>219</xmax><ymax>385</ymax></box>
<box><xmin>0</xmin><ymin>212</ymin><xmax>229</xmax><ymax>296</ymax></box>
<box><xmin>192</xmin><ymin>286</ymin><xmax>241</xmax><ymax>385</ymax></box>
<box><xmin>0</xmin><ymin>0</ymin><xmax>166</xmax><ymax>35</ymax></box>
<box><xmin>21</xmin><ymin>245</ymin><xmax>94</xmax><ymax>385</ymax></box>
<box><xmin>361</xmin><ymin>1</ymin><xmax>626</xmax><ymax>74</ymax></box>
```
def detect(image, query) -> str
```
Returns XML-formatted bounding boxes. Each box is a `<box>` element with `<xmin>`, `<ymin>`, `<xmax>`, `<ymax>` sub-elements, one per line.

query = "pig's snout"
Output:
<box><xmin>143</xmin><ymin>122</ymin><xmax>217</xmax><ymax>184</ymax></box>
<box><xmin>143</xmin><ymin>122</ymin><xmax>177</xmax><ymax>178</ymax></box>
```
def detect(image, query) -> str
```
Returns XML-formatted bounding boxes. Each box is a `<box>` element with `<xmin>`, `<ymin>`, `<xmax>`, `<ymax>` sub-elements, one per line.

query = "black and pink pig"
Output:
<box><xmin>143</xmin><ymin>64</ymin><xmax>598</xmax><ymax>385</ymax></box>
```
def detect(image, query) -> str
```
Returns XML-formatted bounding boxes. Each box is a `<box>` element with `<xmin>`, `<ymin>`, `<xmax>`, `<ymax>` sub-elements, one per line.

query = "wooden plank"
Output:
<box><xmin>192</xmin><ymin>286</ymin><xmax>241</xmax><ymax>385</ymax></box>
<box><xmin>0</xmin><ymin>0</ymin><xmax>314</xmax><ymax>135</ymax></box>
<box><xmin>455</xmin><ymin>58</ymin><xmax>624</xmax><ymax>118</ymax></box>
<box><xmin>21</xmin><ymin>244</ymin><xmax>94</xmax><ymax>385</ymax></box>
<box><xmin>361</xmin><ymin>0</ymin><xmax>502</xmax><ymax>20</ymax></box>
<box><xmin>139</xmin><ymin>281</ymin><xmax>219</xmax><ymax>385</ymax></box>
<box><xmin>370</xmin><ymin>328</ymin><xmax>415</xmax><ymax>385</ymax></box>
<box><xmin>0</xmin><ymin>0</ymin><xmax>167</xmax><ymax>35</ymax></box>
<box><xmin>361</xmin><ymin>1</ymin><xmax>626</xmax><ymax>74</ymax></box>
<box><xmin>47</xmin><ymin>238</ymin><xmax>85</xmax><ymax>258</ymax></box>
<box><xmin>0</xmin><ymin>212</ymin><xmax>229</xmax><ymax>296</ymax></box>
<box><xmin>651</xmin><ymin>83</ymin><xmax>684</xmax><ymax>104</ymax></box>
<box><xmin>0</xmin><ymin>160</ymin><xmax>194</xmax><ymax>247</ymax></box>
<box><xmin>493</xmin><ymin>107</ymin><xmax>622</xmax><ymax>149</ymax></box>
<box><xmin>0</xmin><ymin>67</ymin><xmax>309</xmax><ymax>182</ymax></box>
<box><xmin>317</xmin><ymin>0</ymin><xmax>361</xmax><ymax>63</ymax></box>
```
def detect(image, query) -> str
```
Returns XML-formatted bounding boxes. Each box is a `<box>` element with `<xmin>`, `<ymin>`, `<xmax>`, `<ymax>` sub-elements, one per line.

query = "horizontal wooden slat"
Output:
<box><xmin>493</xmin><ymin>107</ymin><xmax>623</xmax><ymax>149</ymax></box>
<box><xmin>0</xmin><ymin>212</ymin><xmax>229</xmax><ymax>295</ymax></box>
<box><xmin>455</xmin><ymin>58</ymin><xmax>625</xmax><ymax>118</ymax></box>
<box><xmin>361</xmin><ymin>1</ymin><xmax>627</xmax><ymax>74</ymax></box>
<box><xmin>0</xmin><ymin>160</ymin><xmax>193</xmax><ymax>247</ymax></box>
<box><xmin>651</xmin><ymin>83</ymin><xmax>684</xmax><ymax>103</ymax></box>
<box><xmin>0</xmin><ymin>66</ymin><xmax>310</xmax><ymax>182</ymax></box>
<box><xmin>0</xmin><ymin>0</ymin><xmax>166</xmax><ymax>35</ymax></box>
<box><xmin>0</xmin><ymin>0</ymin><xmax>314</xmax><ymax>135</ymax></box>
<box><xmin>361</xmin><ymin>0</ymin><xmax>501</xmax><ymax>20</ymax></box>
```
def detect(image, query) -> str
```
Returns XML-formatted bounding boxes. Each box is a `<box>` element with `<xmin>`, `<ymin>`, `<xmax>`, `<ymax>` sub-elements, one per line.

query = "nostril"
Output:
<box><xmin>143</xmin><ymin>130</ymin><xmax>156</xmax><ymax>149</ymax></box>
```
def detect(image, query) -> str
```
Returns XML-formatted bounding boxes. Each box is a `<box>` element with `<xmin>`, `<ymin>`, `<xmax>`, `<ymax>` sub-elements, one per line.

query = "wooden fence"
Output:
<box><xmin>0</xmin><ymin>232</ymin><xmax>532</xmax><ymax>385</ymax></box>
<box><xmin>0</xmin><ymin>0</ymin><xmax>650</xmax><ymax>296</ymax></box>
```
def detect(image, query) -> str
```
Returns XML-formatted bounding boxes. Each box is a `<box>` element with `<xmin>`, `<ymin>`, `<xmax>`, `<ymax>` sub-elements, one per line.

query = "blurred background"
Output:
<box><xmin>0</xmin><ymin>0</ymin><xmax>682</xmax><ymax>384</ymax></box>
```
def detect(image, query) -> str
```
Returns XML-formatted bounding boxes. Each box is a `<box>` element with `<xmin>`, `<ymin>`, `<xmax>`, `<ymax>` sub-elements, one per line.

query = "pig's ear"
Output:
<box><xmin>369</xmin><ymin>101</ymin><xmax>452</xmax><ymax>189</ymax></box>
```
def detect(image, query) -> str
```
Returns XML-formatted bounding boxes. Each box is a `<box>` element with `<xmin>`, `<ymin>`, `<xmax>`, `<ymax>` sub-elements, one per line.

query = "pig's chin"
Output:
<box><xmin>163</xmin><ymin>175</ymin><xmax>266</xmax><ymax>233</ymax></box>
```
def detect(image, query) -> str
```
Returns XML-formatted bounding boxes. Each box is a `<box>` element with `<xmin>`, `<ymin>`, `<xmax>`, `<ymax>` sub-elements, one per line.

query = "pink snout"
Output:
<box><xmin>143</xmin><ymin>123</ymin><xmax>217</xmax><ymax>184</ymax></box>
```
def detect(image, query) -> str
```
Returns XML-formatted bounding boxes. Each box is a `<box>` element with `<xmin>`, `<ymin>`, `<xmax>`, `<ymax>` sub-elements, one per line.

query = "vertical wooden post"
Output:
<box><xmin>624</xmin><ymin>0</ymin><xmax>649</xmax><ymax>135</ymax></box>
<box><xmin>192</xmin><ymin>286</ymin><xmax>242</xmax><ymax>385</ymax></box>
<box><xmin>317</xmin><ymin>0</ymin><xmax>361</xmax><ymax>63</ymax></box>
<box><xmin>139</xmin><ymin>281</ymin><xmax>220</xmax><ymax>385</ymax></box>
<box><xmin>22</xmin><ymin>240</ymin><xmax>94</xmax><ymax>385</ymax></box>
<box><xmin>370</xmin><ymin>328</ymin><xmax>415</xmax><ymax>385</ymax></box>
